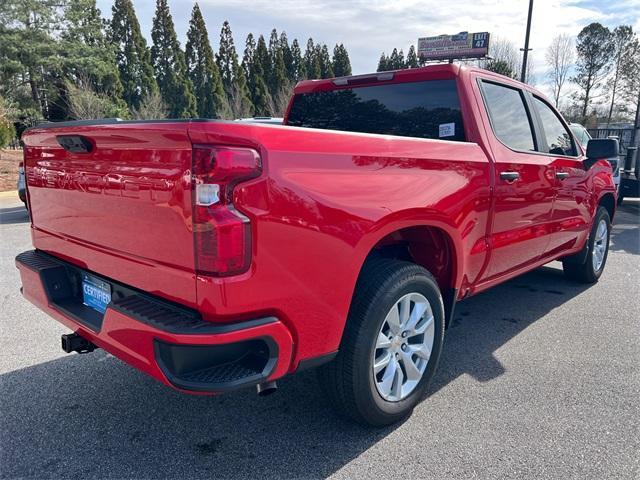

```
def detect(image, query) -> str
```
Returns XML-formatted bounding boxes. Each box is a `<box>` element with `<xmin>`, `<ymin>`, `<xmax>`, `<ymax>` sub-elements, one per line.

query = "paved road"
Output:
<box><xmin>1</xmin><ymin>194</ymin><xmax>639</xmax><ymax>479</ymax></box>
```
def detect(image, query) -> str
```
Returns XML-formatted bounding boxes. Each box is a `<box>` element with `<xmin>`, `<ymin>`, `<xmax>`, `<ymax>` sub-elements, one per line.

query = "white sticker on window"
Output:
<box><xmin>439</xmin><ymin>123</ymin><xmax>455</xmax><ymax>138</ymax></box>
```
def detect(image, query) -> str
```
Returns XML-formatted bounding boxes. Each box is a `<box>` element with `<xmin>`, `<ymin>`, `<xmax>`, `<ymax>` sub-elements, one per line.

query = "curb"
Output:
<box><xmin>0</xmin><ymin>190</ymin><xmax>19</xmax><ymax>199</ymax></box>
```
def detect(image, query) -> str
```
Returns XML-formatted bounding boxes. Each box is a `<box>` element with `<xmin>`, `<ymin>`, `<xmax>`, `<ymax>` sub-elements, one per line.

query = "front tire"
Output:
<box><xmin>562</xmin><ymin>206</ymin><xmax>611</xmax><ymax>283</ymax></box>
<box><xmin>318</xmin><ymin>258</ymin><xmax>445</xmax><ymax>427</ymax></box>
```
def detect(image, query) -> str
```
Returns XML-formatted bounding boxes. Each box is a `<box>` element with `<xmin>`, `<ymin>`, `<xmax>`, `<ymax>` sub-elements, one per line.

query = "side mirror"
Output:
<box><xmin>584</xmin><ymin>138</ymin><xmax>619</xmax><ymax>169</ymax></box>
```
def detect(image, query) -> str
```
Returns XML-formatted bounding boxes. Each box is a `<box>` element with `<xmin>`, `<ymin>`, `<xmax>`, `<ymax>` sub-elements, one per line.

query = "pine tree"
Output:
<box><xmin>185</xmin><ymin>3</ymin><xmax>227</xmax><ymax>118</ymax></box>
<box><xmin>332</xmin><ymin>43</ymin><xmax>352</xmax><ymax>77</ymax></box>
<box><xmin>216</xmin><ymin>20</ymin><xmax>238</xmax><ymax>97</ymax></box>
<box><xmin>232</xmin><ymin>62</ymin><xmax>254</xmax><ymax>118</ymax></box>
<box><xmin>0</xmin><ymin>0</ymin><xmax>61</xmax><ymax>119</ymax></box>
<box><xmin>255</xmin><ymin>35</ymin><xmax>271</xmax><ymax>85</ymax></box>
<box><xmin>242</xmin><ymin>33</ymin><xmax>256</xmax><ymax>81</ymax></box>
<box><xmin>377</xmin><ymin>53</ymin><xmax>389</xmax><ymax>72</ymax></box>
<box><xmin>249</xmin><ymin>35</ymin><xmax>272</xmax><ymax>114</ymax></box>
<box><xmin>290</xmin><ymin>38</ymin><xmax>305</xmax><ymax>81</ymax></box>
<box><xmin>304</xmin><ymin>38</ymin><xmax>321</xmax><ymax>79</ymax></box>
<box><xmin>61</xmin><ymin>0</ymin><xmax>123</xmax><ymax>97</ymax></box>
<box><xmin>406</xmin><ymin>45</ymin><xmax>419</xmax><ymax>68</ymax></box>
<box><xmin>318</xmin><ymin>44</ymin><xmax>334</xmax><ymax>78</ymax></box>
<box><xmin>280</xmin><ymin>32</ymin><xmax>294</xmax><ymax>81</ymax></box>
<box><xmin>215</xmin><ymin>22</ymin><xmax>252</xmax><ymax>118</ymax></box>
<box><xmin>397</xmin><ymin>49</ymin><xmax>405</xmax><ymax>69</ymax></box>
<box><xmin>268</xmin><ymin>29</ymin><xmax>287</xmax><ymax>95</ymax></box>
<box><xmin>389</xmin><ymin>48</ymin><xmax>401</xmax><ymax>69</ymax></box>
<box><xmin>573</xmin><ymin>23</ymin><xmax>614</xmax><ymax>120</ymax></box>
<box><xmin>111</xmin><ymin>0</ymin><xmax>158</xmax><ymax>111</ymax></box>
<box><xmin>150</xmin><ymin>0</ymin><xmax>197</xmax><ymax>118</ymax></box>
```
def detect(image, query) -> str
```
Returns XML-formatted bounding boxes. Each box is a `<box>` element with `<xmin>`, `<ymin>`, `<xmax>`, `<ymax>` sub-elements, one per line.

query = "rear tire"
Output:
<box><xmin>562</xmin><ymin>206</ymin><xmax>611</xmax><ymax>283</ymax></box>
<box><xmin>317</xmin><ymin>258</ymin><xmax>445</xmax><ymax>427</ymax></box>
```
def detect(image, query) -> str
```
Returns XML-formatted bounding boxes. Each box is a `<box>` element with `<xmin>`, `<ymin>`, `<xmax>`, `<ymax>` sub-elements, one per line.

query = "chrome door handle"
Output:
<box><xmin>500</xmin><ymin>171</ymin><xmax>520</xmax><ymax>183</ymax></box>
<box><xmin>556</xmin><ymin>172</ymin><xmax>569</xmax><ymax>180</ymax></box>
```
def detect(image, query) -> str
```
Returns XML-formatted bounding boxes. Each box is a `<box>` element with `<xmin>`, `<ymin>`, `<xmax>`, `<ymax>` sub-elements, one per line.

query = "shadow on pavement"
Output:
<box><xmin>0</xmin><ymin>205</ymin><xmax>29</xmax><ymax>225</ymax></box>
<box><xmin>609</xmin><ymin>202</ymin><xmax>640</xmax><ymax>255</ymax></box>
<box><xmin>0</xmin><ymin>265</ymin><xmax>593</xmax><ymax>479</ymax></box>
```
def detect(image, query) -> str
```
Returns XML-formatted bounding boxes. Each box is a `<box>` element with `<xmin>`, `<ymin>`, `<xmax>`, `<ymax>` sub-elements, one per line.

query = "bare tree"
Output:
<box><xmin>546</xmin><ymin>34</ymin><xmax>574</xmax><ymax>107</ymax></box>
<box><xmin>268</xmin><ymin>79</ymin><xmax>294</xmax><ymax>117</ymax></box>
<box><xmin>131</xmin><ymin>91</ymin><xmax>168</xmax><ymax>120</ymax></box>
<box><xmin>64</xmin><ymin>80</ymin><xmax>111</xmax><ymax>120</ymax></box>
<box><xmin>486</xmin><ymin>37</ymin><xmax>519</xmax><ymax>75</ymax></box>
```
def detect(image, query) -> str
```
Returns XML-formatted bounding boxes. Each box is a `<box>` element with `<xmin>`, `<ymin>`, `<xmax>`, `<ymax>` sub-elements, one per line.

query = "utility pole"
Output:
<box><xmin>520</xmin><ymin>0</ymin><xmax>534</xmax><ymax>83</ymax></box>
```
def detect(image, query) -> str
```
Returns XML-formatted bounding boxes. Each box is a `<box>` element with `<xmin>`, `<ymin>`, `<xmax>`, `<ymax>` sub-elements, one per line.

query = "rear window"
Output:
<box><xmin>287</xmin><ymin>79</ymin><xmax>465</xmax><ymax>141</ymax></box>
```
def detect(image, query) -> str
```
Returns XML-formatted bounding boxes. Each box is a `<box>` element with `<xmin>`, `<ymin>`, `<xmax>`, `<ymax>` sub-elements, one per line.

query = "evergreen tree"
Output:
<box><xmin>485</xmin><ymin>59</ymin><xmax>515</xmax><ymax>78</ymax></box>
<box><xmin>242</xmin><ymin>33</ymin><xmax>256</xmax><ymax>81</ymax></box>
<box><xmin>231</xmin><ymin>61</ymin><xmax>254</xmax><ymax>118</ymax></box>
<box><xmin>61</xmin><ymin>0</ymin><xmax>123</xmax><ymax>98</ymax></box>
<box><xmin>249</xmin><ymin>72</ymin><xmax>271</xmax><ymax>117</ymax></box>
<box><xmin>150</xmin><ymin>0</ymin><xmax>197</xmax><ymax>118</ymax></box>
<box><xmin>280</xmin><ymin>32</ymin><xmax>294</xmax><ymax>81</ymax></box>
<box><xmin>185</xmin><ymin>3</ymin><xmax>226</xmax><ymax>118</ymax></box>
<box><xmin>0</xmin><ymin>0</ymin><xmax>66</xmax><ymax>119</ymax></box>
<box><xmin>247</xmin><ymin>34</ymin><xmax>273</xmax><ymax>115</ymax></box>
<box><xmin>215</xmin><ymin>22</ymin><xmax>252</xmax><ymax>118</ymax></box>
<box><xmin>255</xmin><ymin>35</ymin><xmax>271</xmax><ymax>84</ymax></box>
<box><xmin>573</xmin><ymin>22</ymin><xmax>614</xmax><ymax>120</ymax></box>
<box><xmin>389</xmin><ymin>48</ymin><xmax>402</xmax><ymax>69</ymax></box>
<box><xmin>318</xmin><ymin>44</ymin><xmax>334</xmax><ymax>78</ymax></box>
<box><xmin>216</xmin><ymin>20</ymin><xmax>238</xmax><ymax>97</ymax></box>
<box><xmin>268</xmin><ymin>29</ymin><xmax>287</xmax><ymax>95</ymax></box>
<box><xmin>111</xmin><ymin>0</ymin><xmax>158</xmax><ymax>111</ymax></box>
<box><xmin>377</xmin><ymin>53</ymin><xmax>389</xmax><ymax>72</ymax></box>
<box><xmin>304</xmin><ymin>38</ymin><xmax>321</xmax><ymax>79</ymax></box>
<box><xmin>406</xmin><ymin>45</ymin><xmax>419</xmax><ymax>68</ymax></box>
<box><xmin>332</xmin><ymin>43</ymin><xmax>352</xmax><ymax>77</ymax></box>
<box><xmin>606</xmin><ymin>25</ymin><xmax>637</xmax><ymax>124</ymax></box>
<box><xmin>397</xmin><ymin>49</ymin><xmax>405</xmax><ymax>69</ymax></box>
<box><xmin>290</xmin><ymin>38</ymin><xmax>305</xmax><ymax>81</ymax></box>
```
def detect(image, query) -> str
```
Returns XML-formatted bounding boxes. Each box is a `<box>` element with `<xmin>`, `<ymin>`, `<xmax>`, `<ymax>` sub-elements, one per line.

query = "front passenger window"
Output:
<box><xmin>533</xmin><ymin>97</ymin><xmax>577</xmax><ymax>157</ymax></box>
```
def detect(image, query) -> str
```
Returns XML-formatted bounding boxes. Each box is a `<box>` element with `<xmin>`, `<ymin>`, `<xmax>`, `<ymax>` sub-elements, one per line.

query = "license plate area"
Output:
<box><xmin>82</xmin><ymin>273</ymin><xmax>112</xmax><ymax>314</ymax></box>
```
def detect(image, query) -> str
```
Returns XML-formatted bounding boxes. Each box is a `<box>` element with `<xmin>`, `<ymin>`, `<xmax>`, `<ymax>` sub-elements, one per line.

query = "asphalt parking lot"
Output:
<box><xmin>1</xmin><ymin>194</ymin><xmax>638</xmax><ymax>479</ymax></box>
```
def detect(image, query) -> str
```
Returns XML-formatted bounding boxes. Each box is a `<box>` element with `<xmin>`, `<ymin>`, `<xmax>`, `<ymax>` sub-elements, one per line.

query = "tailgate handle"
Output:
<box><xmin>56</xmin><ymin>135</ymin><xmax>94</xmax><ymax>153</ymax></box>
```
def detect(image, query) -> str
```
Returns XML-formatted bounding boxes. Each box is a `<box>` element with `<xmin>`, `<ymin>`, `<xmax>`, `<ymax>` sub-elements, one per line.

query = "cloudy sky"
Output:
<box><xmin>96</xmin><ymin>0</ymin><xmax>640</xmax><ymax>96</ymax></box>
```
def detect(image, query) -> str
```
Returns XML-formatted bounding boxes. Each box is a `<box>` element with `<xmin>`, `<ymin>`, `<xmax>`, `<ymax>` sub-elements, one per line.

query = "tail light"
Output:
<box><xmin>192</xmin><ymin>145</ymin><xmax>262</xmax><ymax>277</ymax></box>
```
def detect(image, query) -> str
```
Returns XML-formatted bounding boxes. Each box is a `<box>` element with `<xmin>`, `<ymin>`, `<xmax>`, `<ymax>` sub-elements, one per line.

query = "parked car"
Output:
<box><xmin>569</xmin><ymin>123</ymin><xmax>620</xmax><ymax>189</ymax></box>
<box><xmin>16</xmin><ymin>160</ymin><xmax>26</xmax><ymax>207</ymax></box>
<box><xmin>17</xmin><ymin>65</ymin><xmax>617</xmax><ymax>426</ymax></box>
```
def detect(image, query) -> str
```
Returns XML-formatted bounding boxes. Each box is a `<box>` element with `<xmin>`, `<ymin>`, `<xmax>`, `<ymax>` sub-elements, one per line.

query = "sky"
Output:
<box><xmin>96</xmin><ymin>0</ymin><xmax>640</xmax><ymax>97</ymax></box>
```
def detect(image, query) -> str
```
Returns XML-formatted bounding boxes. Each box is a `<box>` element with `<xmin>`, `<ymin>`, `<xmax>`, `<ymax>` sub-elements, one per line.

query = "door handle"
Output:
<box><xmin>556</xmin><ymin>171</ymin><xmax>569</xmax><ymax>180</ymax></box>
<box><xmin>500</xmin><ymin>171</ymin><xmax>520</xmax><ymax>183</ymax></box>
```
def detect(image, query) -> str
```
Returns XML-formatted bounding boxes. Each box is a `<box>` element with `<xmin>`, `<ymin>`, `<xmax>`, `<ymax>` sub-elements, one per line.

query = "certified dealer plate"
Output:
<box><xmin>82</xmin><ymin>273</ymin><xmax>112</xmax><ymax>314</ymax></box>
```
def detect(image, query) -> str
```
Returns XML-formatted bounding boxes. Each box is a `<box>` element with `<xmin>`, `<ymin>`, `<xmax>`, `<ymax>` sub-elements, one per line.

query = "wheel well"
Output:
<box><xmin>599</xmin><ymin>193</ymin><xmax>615</xmax><ymax>222</ymax></box>
<box><xmin>367</xmin><ymin>226</ymin><xmax>456</xmax><ymax>291</ymax></box>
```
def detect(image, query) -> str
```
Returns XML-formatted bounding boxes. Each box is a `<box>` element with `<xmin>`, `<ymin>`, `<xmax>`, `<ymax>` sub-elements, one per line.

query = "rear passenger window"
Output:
<box><xmin>481</xmin><ymin>81</ymin><xmax>535</xmax><ymax>152</ymax></box>
<box><xmin>532</xmin><ymin>97</ymin><xmax>577</xmax><ymax>156</ymax></box>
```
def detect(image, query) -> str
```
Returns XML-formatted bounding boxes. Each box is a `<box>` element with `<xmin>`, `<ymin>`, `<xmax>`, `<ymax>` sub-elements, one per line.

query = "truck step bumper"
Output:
<box><xmin>15</xmin><ymin>250</ymin><xmax>293</xmax><ymax>394</ymax></box>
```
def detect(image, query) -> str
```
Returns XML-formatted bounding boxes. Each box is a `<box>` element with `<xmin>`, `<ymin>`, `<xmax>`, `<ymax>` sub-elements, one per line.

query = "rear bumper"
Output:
<box><xmin>15</xmin><ymin>250</ymin><xmax>293</xmax><ymax>394</ymax></box>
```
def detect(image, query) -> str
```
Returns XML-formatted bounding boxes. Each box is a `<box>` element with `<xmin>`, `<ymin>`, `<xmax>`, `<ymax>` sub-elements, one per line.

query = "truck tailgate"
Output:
<box><xmin>22</xmin><ymin>121</ymin><xmax>197</xmax><ymax>307</ymax></box>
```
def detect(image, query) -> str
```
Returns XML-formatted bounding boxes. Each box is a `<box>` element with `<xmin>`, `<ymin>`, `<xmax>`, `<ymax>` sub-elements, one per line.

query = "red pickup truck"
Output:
<box><xmin>17</xmin><ymin>64</ymin><xmax>617</xmax><ymax>426</ymax></box>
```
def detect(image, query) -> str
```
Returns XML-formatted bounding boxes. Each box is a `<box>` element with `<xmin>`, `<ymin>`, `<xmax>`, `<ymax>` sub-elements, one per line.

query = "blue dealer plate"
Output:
<box><xmin>82</xmin><ymin>273</ymin><xmax>112</xmax><ymax>314</ymax></box>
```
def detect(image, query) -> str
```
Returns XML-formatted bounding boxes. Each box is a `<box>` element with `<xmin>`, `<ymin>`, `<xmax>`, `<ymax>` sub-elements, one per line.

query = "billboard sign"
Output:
<box><xmin>418</xmin><ymin>32</ymin><xmax>490</xmax><ymax>61</ymax></box>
